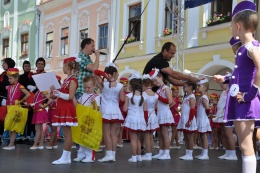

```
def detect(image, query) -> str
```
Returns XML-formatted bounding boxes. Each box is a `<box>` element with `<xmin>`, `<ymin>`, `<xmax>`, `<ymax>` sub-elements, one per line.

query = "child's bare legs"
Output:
<box><xmin>8</xmin><ymin>131</ymin><xmax>17</xmax><ymax>147</ymax></box>
<box><xmin>144</xmin><ymin>132</ymin><xmax>152</xmax><ymax>153</ymax></box>
<box><xmin>103</xmin><ymin>123</ymin><xmax>112</xmax><ymax>151</ymax></box>
<box><xmin>161</xmin><ymin>126</ymin><xmax>170</xmax><ymax>149</ymax></box>
<box><xmin>63</xmin><ymin>126</ymin><xmax>72</xmax><ymax>151</ymax></box>
<box><xmin>187</xmin><ymin>133</ymin><xmax>194</xmax><ymax>150</ymax></box>
<box><xmin>234</xmin><ymin>121</ymin><xmax>255</xmax><ymax>173</ymax></box>
<box><xmin>170</xmin><ymin>125</ymin><xmax>179</xmax><ymax>147</ymax></box>
<box><xmin>117</xmin><ymin>126</ymin><xmax>123</xmax><ymax>146</ymax></box>
<box><xmin>200</xmin><ymin>133</ymin><xmax>208</xmax><ymax>149</ymax></box>
<box><xmin>211</xmin><ymin>128</ymin><xmax>218</xmax><ymax>148</ymax></box>
<box><xmin>129</xmin><ymin>131</ymin><xmax>138</xmax><ymax>155</ymax></box>
<box><xmin>111</xmin><ymin>122</ymin><xmax>120</xmax><ymax>151</ymax></box>
<box><xmin>48</xmin><ymin>125</ymin><xmax>57</xmax><ymax>146</ymax></box>
<box><xmin>32</xmin><ymin>124</ymin><xmax>43</xmax><ymax>147</ymax></box>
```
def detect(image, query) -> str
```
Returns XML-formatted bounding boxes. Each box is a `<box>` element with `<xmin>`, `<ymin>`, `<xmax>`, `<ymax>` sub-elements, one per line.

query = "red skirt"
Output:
<box><xmin>52</xmin><ymin>104</ymin><xmax>77</xmax><ymax>126</ymax></box>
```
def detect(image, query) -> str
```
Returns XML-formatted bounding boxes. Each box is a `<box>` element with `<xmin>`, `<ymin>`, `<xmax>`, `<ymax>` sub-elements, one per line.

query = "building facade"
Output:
<box><xmin>0</xmin><ymin>0</ymin><xmax>41</xmax><ymax>71</ymax></box>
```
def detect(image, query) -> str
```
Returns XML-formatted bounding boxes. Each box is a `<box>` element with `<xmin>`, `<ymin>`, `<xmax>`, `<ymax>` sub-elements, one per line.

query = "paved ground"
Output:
<box><xmin>0</xmin><ymin>141</ymin><xmax>259</xmax><ymax>173</ymax></box>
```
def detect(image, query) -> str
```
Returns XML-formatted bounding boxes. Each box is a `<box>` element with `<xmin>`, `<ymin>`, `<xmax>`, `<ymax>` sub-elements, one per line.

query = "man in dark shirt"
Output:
<box><xmin>143</xmin><ymin>42</ymin><xmax>199</xmax><ymax>85</ymax></box>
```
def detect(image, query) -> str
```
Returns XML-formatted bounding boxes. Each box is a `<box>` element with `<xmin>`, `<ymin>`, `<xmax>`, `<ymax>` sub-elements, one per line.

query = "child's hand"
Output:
<box><xmin>213</xmin><ymin>75</ymin><xmax>225</xmax><ymax>83</ymax></box>
<box><xmin>185</xmin><ymin>121</ymin><xmax>191</xmax><ymax>128</ymax></box>
<box><xmin>50</xmin><ymin>85</ymin><xmax>56</xmax><ymax>91</ymax></box>
<box><xmin>236</xmin><ymin>92</ymin><xmax>244</xmax><ymax>103</ymax></box>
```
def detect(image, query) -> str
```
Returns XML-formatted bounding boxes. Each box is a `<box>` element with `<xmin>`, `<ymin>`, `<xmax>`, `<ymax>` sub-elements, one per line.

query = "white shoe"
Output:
<box><xmin>158</xmin><ymin>154</ymin><xmax>171</xmax><ymax>160</ymax></box>
<box><xmin>97</xmin><ymin>155</ymin><xmax>114</xmax><ymax>162</ymax></box>
<box><xmin>197</xmin><ymin>155</ymin><xmax>209</xmax><ymax>160</ymax></box>
<box><xmin>224</xmin><ymin>155</ymin><xmax>238</xmax><ymax>161</ymax></box>
<box><xmin>30</xmin><ymin>146</ymin><xmax>38</xmax><ymax>150</ymax></box>
<box><xmin>73</xmin><ymin>157</ymin><xmax>84</xmax><ymax>162</ymax></box>
<box><xmin>37</xmin><ymin>146</ymin><xmax>44</xmax><ymax>150</ymax></box>
<box><xmin>142</xmin><ymin>155</ymin><xmax>152</xmax><ymax>161</ymax></box>
<box><xmin>174</xmin><ymin>145</ymin><xmax>181</xmax><ymax>149</ymax></box>
<box><xmin>136</xmin><ymin>156</ymin><xmax>142</xmax><ymax>162</ymax></box>
<box><xmin>52</xmin><ymin>145</ymin><xmax>58</xmax><ymax>149</ymax></box>
<box><xmin>181</xmin><ymin>155</ymin><xmax>193</xmax><ymax>160</ymax></box>
<box><xmin>128</xmin><ymin>157</ymin><xmax>137</xmax><ymax>162</ymax></box>
<box><xmin>52</xmin><ymin>159</ymin><xmax>71</xmax><ymax>165</ymax></box>
<box><xmin>100</xmin><ymin>145</ymin><xmax>105</xmax><ymax>148</ymax></box>
<box><xmin>194</xmin><ymin>154</ymin><xmax>202</xmax><ymax>159</ymax></box>
<box><xmin>71</xmin><ymin>145</ymin><xmax>77</xmax><ymax>149</ymax></box>
<box><xmin>218</xmin><ymin>154</ymin><xmax>227</xmax><ymax>159</ymax></box>
<box><xmin>3</xmin><ymin>146</ymin><xmax>15</xmax><ymax>150</ymax></box>
<box><xmin>179</xmin><ymin>155</ymin><xmax>187</xmax><ymax>159</ymax></box>
<box><xmin>46</xmin><ymin>146</ymin><xmax>53</xmax><ymax>150</ymax></box>
<box><xmin>82</xmin><ymin>158</ymin><xmax>94</xmax><ymax>163</ymax></box>
<box><xmin>117</xmin><ymin>144</ymin><xmax>123</xmax><ymax>148</ymax></box>
<box><xmin>152</xmin><ymin>153</ymin><xmax>163</xmax><ymax>159</ymax></box>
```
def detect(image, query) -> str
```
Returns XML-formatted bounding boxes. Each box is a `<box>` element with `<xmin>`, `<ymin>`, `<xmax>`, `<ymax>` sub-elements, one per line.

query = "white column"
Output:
<box><xmin>232</xmin><ymin>0</ymin><xmax>237</xmax><ymax>11</ymax></box>
<box><xmin>12</xmin><ymin>0</ymin><xmax>18</xmax><ymax>62</ymax></box>
<box><xmin>157</xmin><ymin>0</ymin><xmax>164</xmax><ymax>37</ymax></box>
<box><xmin>203</xmin><ymin>3</ymin><xmax>211</xmax><ymax>27</ymax></box>
<box><xmin>145</xmin><ymin>0</ymin><xmax>156</xmax><ymax>54</ymax></box>
<box><xmin>109</xmin><ymin>0</ymin><xmax>117</xmax><ymax>62</ymax></box>
<box><xmin>69</xmin><ymin>0</ymin><xmax>78</xmax><ymax>56</ymax></box>
<box><xmin>187</xmin><ymin>7</ymin><xmax>199</xmax><ymax>48</ymax></box>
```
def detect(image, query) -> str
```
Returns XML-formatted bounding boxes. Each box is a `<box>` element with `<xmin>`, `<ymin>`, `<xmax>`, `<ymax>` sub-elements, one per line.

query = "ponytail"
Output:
<box><xmin>131</xmin><ymin>90</ymin><xmax>135</xmax><ymax>105</ymax></box>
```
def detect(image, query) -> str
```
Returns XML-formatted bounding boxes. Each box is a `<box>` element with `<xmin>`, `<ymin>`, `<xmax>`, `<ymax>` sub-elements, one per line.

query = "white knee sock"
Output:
<box><xmin>242</xmin><ymin>155</ymin><xmax>256</xmax><ymax>173</ymax></box>
<box><xmin>164</xmin><ymin>149</ymin><xmax>170</xmax><ymax>155</ymax></box>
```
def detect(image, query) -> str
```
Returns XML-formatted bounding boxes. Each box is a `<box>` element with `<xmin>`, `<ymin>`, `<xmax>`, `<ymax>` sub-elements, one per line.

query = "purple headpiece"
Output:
<box><xmin>229</xmin><ymin>37</ymin><xmax>241</xmax><ymax>46</ymax></box>
<box><xmin>232</xmin><ymin>1</ymin><xmax>256</xmax><ymax>18</ymax></box>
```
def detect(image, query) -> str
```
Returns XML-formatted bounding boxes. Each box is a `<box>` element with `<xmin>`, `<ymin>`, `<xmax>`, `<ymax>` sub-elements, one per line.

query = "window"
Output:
<box><xmin>98</xmin><ymin>24</ymin><xmax>108</xmax><ymax>49</ymax></box>
<box><xmin>2</xmin><ymin>38</ymin><xmax>9</xmax><ymax>58</ymax></box>
<box><xmin>128</xmin><ymin>3</ymin><xmax>141</xmax><ymax>42</ymax></box>
<box><xmin>21</xmin><ymin>33</ymin><xmax>29</xmax><ymax>57</ymax></box>
<box><xmin>79</xmin><ymin>29</ymin><xmax>88</xmax><ymax>47</ymax></box>
<box><xmin>165</xmin><ymin>0</ymin><xmax>177</xmax><ymax>34</ymax></box>
<box><xmin>211</xmin><ymin>0</ymin><xmax>233</xmax><ymax>17</ymax></box>
<box><xmin>4</xmin><ymin>0</ymin><xmax>10</xmax><ymax>5</ymax></box>
<box><xmin>46</xmin><ymin>32</ymin><xmax>53</xmax><ymax>58</ymax></box>
<box><xmin>60</xmin><ymin>27</ymin><xmax>69</xmax><ymax>55</ymax></box>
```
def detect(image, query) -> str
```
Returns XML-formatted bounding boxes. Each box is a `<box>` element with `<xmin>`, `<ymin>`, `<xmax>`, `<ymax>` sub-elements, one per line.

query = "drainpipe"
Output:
<box><xmin>34</xmin><ymin>6</ymin><xmax>41</xmax><ymax>69</ymax></box>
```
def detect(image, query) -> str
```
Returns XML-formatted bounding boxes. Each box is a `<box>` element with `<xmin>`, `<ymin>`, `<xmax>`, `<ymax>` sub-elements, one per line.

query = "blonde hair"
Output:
<box><xmin>83</xmin><ymin>75</ymin><xmax>96</xmax><ymax>85</ymax></box>
<box><xmin>67</xmin><ymin>61</ymin><xmax>79</xmax><ymax>74</ymax></box>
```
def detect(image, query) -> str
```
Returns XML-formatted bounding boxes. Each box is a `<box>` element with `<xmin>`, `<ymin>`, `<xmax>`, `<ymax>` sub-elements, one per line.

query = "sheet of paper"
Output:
<box><xmin>32</xmin><ymin>72</ymin><xmax>61</xmax><ymax>92</ymax></box>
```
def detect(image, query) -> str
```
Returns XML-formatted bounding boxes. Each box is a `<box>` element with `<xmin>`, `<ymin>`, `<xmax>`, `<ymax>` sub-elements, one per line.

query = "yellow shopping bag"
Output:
<box><xmin>4</xmin><ymin>105</ymin><xmax>28</xmax><ymax>134</ymax></box>
<box><xmin>71</xmin><ymin>104</ymin><xmax>102</xmax><ymax>151</ymax></box>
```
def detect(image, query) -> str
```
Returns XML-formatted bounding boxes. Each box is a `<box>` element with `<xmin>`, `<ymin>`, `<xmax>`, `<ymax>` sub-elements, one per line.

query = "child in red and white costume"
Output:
<box><xmin>123</xmin><ymin>72</ymin><xmax>147</xmax><ymax>162</ymax></box>
<box><xmin>170</xmin><ymin>86</ymin><xmax>181</xmax><ymax>149</ymax></box>
<box><xmin>73</xmin><ymin>75</ymin><xmax>100</xmax><ymax>163</ymax></box>
<box><xmin>177</xmin><ymin>81</ymin><xmax>197</xmax><ymax>160</ymax></box>
<box><xmin>149</xmin><ymin>68</ymin><xmax>174</xmax><ymax>160</ymax></box>
<box><xmin>51</xmin><ymin>57</ymin><xmax>79</xmax><ymax>165</ymax></box>
<box><xmin>94</xmin><ymin>62</ymin><xmax>125</xmax><ymax>162</ymax></box>
<box><xmin>30</xmin><ymin>90</ymin><xmax>48</xmax><ymax>150</ymax></box>
<box><xmin>141</xmin><ymin>74</ymin><xmax>159</xmax><ymax>161</ymax></box>
<box><xmin>195</xmin><ymin>78</ymin><xmax>212</xmax><ymax>160</ymax></box>
<box><xmin>3</xmin><ymin>68</ymin><xmax>30</xmax><ymax>150</ymax></box>
<box><xmin>46</xmin><ymin>75</ymin><xmax>62</xmax><ymax>150</ymax></box>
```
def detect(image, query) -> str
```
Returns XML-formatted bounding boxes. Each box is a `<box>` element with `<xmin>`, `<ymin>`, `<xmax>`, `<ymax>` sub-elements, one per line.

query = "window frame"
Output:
<box><xmin>164</xmin><ymin>0</ymin><xmax>177</xmax><ymax>34</ymax></box>
<box><xmin>4</xmin><ymin>0</ymin><xmax>11</xmax><ymax>5</ymax></box>
<box><xmin>21</xmin><ymin>33</ymin><xmax>29</xmax><ymax>57</ymax></box>
<box><xmin>211</xmin><ymin>0</ymin><xmax>233</xmax><ymax>17</ymax></box>
<box><xmin>98</xmin><ymin>24</ymin><xmax>108</xmax><ymax>50</ymax></box>
<box><xmin>128</xmin><ymin>3</ymin><xmax>142</xmax><ymax>42</ymax></box>
<box><xmin>45</xmin><ymin>32</ymin><xmax>53</xmax><ymax>58</ymax></box>
<box><xmin>60</xmin><ymin>27</ymin><xmax>69</xmax><ymax>56</ymax></box>
<box><xmin>79</xmin><ymin>28</ymin><xmax>88</xmax><ymax>50</ymax></box>
<box><xmin>2</xmin><ymin>38</ymin><xmax>9</xmax><ymax>58</ymax></box>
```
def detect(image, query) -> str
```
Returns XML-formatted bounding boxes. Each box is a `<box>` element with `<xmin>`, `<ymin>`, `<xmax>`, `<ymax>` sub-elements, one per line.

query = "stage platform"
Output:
<box><xmin>0</xmin><ymin>142</ymin><xmax>259</xmax><ymax>173</ymax></box>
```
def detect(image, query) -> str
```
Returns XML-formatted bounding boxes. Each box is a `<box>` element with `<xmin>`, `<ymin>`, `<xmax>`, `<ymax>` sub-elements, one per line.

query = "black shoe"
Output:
<box><xmin>16</xmin><ymin>139</ymin><xmax>25</xmax><ymax>144</ymax></box>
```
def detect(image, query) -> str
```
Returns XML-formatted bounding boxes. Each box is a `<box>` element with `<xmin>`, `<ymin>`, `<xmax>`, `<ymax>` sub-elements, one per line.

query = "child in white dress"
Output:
<box><xmin>94</xmin><ymin>63</ymin><xmax>125</xmax><ymax>162</ymax></box>
<box><xmin>141</xmin><ymin>74</ymin><xmax>159</xmax><ymax>161</ymax></box>
<box><xmin>149</xmin><ymin>68</ymin><xmax>174</xmax><ymax>160</ymax></box>
<box><xmin>195</xmin><ymin>78</ymin><xmax>212</xmax><ymax>160</ymax></box>
<box><xmin>123</xmin><ymin>72</ymin><xmax>147</xmax><ymax>162</ymax></box>
<box><xmin>73</xmin><ymin>76</ymin><xmax>100</xmax><ymax>163</ymax></box>
<box><xmin>177</xmin><ymin>81</ymin><xmax>197</xmax><ymax>160</ymax></box>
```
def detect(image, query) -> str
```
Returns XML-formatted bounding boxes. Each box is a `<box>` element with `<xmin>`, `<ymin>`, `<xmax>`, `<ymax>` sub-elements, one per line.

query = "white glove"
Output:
<box><xmin>53</xmin><ymin>90</ymin><xmax>70</xmax><ymax>100</ymax></box>
<box><xmin>27</xmin><ymin>85</ymin><xmax>36</xmax><ymax>92</ymax></box>
<box><xmin>1</xmin><ymin>99</ymin><xmax>6</xmax><ymax>106</ymax></box>
<box><xmin>30</xmin><ymin>103</ymin><xmax>35</xmax><ymax>107</ymax></box>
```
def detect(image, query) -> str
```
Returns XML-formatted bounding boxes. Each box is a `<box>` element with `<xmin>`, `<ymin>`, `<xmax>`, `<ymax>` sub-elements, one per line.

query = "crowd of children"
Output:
<box><xmin>1</xmin><ymin>2</ymin><xmax>260</xmax><ymax>173</ymax></box>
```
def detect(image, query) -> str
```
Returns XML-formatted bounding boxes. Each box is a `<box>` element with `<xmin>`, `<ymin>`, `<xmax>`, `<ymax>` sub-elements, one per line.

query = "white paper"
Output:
<box><xmin>32</xmin><ymin>72</ymin><xmax>61</xmax><ymax>92</ymax></box>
